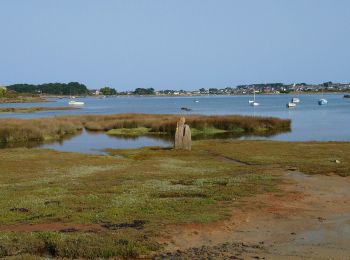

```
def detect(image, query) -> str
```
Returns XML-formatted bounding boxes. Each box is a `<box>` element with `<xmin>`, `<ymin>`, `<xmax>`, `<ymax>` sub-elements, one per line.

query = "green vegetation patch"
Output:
<box><xmin>0</xmin><ymin>142</ymin><xmax>286</xmax><ymax>258</ymax></box>
<box><xmin>191</xmin><ymin>127</ymin><xmax>227</xmax><ymax>135</ymax></box>
<box><xmin>107</xmin><ymin>127</ymin><xmax>152</xmax><ymax>136</ymax></box>
<box><xmin>1</xmin><ymin>140</ymin><xmax>347</xmax><ymax>258</ymax></box>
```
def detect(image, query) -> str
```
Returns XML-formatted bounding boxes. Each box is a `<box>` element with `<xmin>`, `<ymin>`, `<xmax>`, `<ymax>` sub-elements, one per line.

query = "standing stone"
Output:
<box><xmin>175</xmin><ymin>117</ymin><xmax>191</xmax><ymax>151</ymax></box>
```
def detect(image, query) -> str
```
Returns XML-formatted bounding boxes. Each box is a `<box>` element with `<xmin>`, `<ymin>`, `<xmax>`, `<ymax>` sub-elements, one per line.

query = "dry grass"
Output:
<box><xmin>83</xmin><ymin>114</ymin><xmax>291</xmax><ymax>134</ymax></box>
<box><xmin>0</xmin><ymin>117</ymin><xmax>83</xmax><ymax>143</ymax></box>
<box><xmin>0</xmin><ymin>107</ymin><xmax>79</xmax><ymax>113</ymax></box>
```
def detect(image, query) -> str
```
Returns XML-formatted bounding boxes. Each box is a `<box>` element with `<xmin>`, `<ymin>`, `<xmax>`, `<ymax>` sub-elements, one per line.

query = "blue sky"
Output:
<box><xmin>0</xmin><ymin>0</ymin><xmax>349</xmax><ymax>90</ymax></box>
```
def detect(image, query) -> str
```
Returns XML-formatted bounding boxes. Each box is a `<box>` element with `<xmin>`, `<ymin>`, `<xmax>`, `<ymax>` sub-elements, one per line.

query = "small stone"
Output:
<box><xmin>335</xmin><ymin>159</ymin><xmax>341</xmax><ymax>164</ymax></box>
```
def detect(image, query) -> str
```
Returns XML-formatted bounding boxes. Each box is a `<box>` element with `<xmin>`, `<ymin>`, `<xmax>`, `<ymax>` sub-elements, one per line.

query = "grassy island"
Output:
<box><xmin>0</xmin><ymin>113</ymin><xmax>291</xmax><ymax>144</ymax></box>
<box><xmin>0</xmin><ymin>106</ymin><xmax>79</xmax><ymax>113</ymax></box>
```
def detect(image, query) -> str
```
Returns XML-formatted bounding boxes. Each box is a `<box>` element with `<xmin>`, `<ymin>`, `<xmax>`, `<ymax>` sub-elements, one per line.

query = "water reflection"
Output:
<box><xmin>38</xmin><ymin>130</ymin><xmax>172</xmax><ymax>154</ymax></box>
<box><xmin>0</xmin><ymin>127</ymin><xmax>291</xmax><ymax>155</ymax></box>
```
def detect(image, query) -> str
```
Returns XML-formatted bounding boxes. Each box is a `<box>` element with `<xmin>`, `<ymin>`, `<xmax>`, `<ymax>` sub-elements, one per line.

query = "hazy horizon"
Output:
<box><xmin>1</xmin><ymin>0</ymin><xmax>349</xmax><ymax>90</ymax></box>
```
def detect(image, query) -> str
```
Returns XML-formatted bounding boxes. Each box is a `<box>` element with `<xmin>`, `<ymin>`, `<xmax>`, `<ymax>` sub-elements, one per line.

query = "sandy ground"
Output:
<box><xmin>159</xmin><ymin>171</ymin><xmax>350</xmax><ymax>259</ymax></box>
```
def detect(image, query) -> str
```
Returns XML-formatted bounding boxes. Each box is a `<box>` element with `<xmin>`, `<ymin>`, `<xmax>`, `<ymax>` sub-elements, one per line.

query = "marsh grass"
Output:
<box><xmin>197</xmin><ymin>140</ymin><xmax>350</xmax><ymax>177</ymax></box>
<box><xmin>0</xmin><ymin>117</ymin><xmax>83</xmax><ymax>143</ymax></box>
<box><xmin>0</xmin><ymin>142</ymin><xmax>284</xmax><ymax>258</ymax></box>
<box><xmin>0</xmin><ymin>140</ymin><xmax>349</xmax><ymax>258</ymax></box>
<box><xmin>0</xmin><ymin>107</ymin><xmax>79</xmax><ymax>113</ymax></box>
<box><xmin>83</xmin><ymin>113</ymin><xmax>291</xmax><ymax>134</ymax></box>
<box><xmin>0</xmin><ymin>113</ymin><xmax>290</xmax><ymax>144</ymax></box>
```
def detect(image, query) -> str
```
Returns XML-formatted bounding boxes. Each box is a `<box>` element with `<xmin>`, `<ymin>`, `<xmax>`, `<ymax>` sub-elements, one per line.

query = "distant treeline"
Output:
<box><xmin>7</xmin><ymin>82</ymin><xmax>89</xmax><ymax>95</ymax></box>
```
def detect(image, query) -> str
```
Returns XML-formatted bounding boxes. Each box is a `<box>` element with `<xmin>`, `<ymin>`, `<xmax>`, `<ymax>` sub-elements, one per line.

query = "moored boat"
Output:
<box><xmin>287</xmin><ymin>102</ymin><xmax>296</xmax><ymax>108</ymax></box>
<box><xmin>344</xmin><ymin>94</ymin><xmax>350</xmax><ymax>98</ymax></box>
<box><xmin>318</xmin><ymin>99</ymin><xmax>328</xmax><ymax>105</ymax></box>
<box><xmin>249</xmin><ymin>90</ymin><xmax>259</xmax><ymax>106</ymax></box>
<box><xmin>68</xmin><ymin>100</ymin><xmax>85</xmax><ymax>106</ymax></box>
<box><xmin>291</xmin><ymin>97</ymin><xmax>300</xmax><ymax>103</ymax></box>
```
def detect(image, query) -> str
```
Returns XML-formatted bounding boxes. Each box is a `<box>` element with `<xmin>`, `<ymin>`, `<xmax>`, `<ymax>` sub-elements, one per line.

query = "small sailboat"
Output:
<box><xmin>287</xmin><ymin>102</ymin><xmax>296</xmax><ymax>108</ymax></box>
<box><xmin>318</xmin><ymin>88</ymin><xmax>328</xmax><ymax>105</ymax></box>
<box><xmin>249</xmin><ymin>91</ymin><xmax>259</xmax><ymax>106</ymax></box>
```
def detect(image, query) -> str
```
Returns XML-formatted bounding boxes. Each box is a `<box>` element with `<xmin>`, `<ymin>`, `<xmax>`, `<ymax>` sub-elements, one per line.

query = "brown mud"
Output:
<box><xmin>158</xmin><ymin>171</ymin><xmax>350</xmax><ymax>259</ymax></box>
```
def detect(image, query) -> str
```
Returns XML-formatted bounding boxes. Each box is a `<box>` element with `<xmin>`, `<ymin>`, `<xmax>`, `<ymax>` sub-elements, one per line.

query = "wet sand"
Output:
<box><xmin>159</xmin><ymin>171</ymin><xmax>350</xmax><ymax>259</ymax></box>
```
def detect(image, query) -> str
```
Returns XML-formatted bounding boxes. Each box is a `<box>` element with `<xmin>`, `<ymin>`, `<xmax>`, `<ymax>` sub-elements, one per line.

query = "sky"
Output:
<box><xmin>0</xmin><ymin>0</ymin><xmax>349</xmax><ymax>90</ymax></box>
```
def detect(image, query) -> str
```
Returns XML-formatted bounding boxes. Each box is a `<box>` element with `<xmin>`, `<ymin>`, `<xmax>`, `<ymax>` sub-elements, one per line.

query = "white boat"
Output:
<box><xmin>194</xmin><ymin>100</ymin><xmax>199</xmax><ymax>103</ymax></box>
<box><xmin>318</xmin><ymin>98</ymin><xmax>328</xmax><ymax>105</ymax></box>
<box><xmin>318</xmin><ymin>89</ymin><xmax>328</xmax><ymax>105</ymax></box>
<box><xmin>287</xmin><ymin>102</ymin><xmax>296</xmax><ymax>108</ymax></box>
<box><xmin>250</xmin><ymin>90</ymin><xmax>259</xmax><ymax>106</ymax></box>
<box><xmin>68</xmin><ymin>100</ymin><xmax>85</xmax><ymax>106</ymax></box>
<box><xmin>291</xmin><ymin>97</ymin><xmax>300</xmax><ymax>103</ymax></box>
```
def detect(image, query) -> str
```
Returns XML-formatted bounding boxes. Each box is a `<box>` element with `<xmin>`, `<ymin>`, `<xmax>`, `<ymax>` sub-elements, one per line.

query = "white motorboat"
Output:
<box><xmin>318</xmin><ymin>89</ymin><xmax>328</xmax><ymax>105</ymax></box>
<box><xmin>68</xmin><ymin>100</ymin><xmax>85</xmax><ymax>106</ymax></box>
<box><xmin>291</xmin><ymin>97</ymin><xmax>300</xmax><ymax>103</ymax></box>
<box><xmin>287</xmin><ymin>102</ymin><xmax>296</xmax><ymax>108</ymax></box>
<box><xmin>318</xmin><ymin>98</ymin><xmax>328</xmax><ymax>105</ymax></box>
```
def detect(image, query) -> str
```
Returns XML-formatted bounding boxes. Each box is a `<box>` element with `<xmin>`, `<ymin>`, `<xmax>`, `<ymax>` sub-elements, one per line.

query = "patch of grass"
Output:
<box><xmin>0</xmin><ymin>118</ymin><xmax>83</xmax><ymax>143</ymax></box>
<box><xmin>197</xmin><ymin>140</ymin><xmax>350</xmax><ymax>177</ymax></box>
<box><xmin>107</xmin><ymin>127</ymin><xmax>153</xmax><ymax>136</ymax></box>
<box><xmin>191</xmin><ymin>127</ymin><xmax>228</xmax><ymax>135</ymax></box>
<box><xmin>0</xmin><ymin>232</ymin><xmax>154</xmax><ymax>259</ymax></box>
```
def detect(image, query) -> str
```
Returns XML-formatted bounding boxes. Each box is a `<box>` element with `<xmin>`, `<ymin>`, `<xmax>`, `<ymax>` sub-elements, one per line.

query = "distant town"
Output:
<box><xmin>1</xmin><ymin>81</ymin><xmax>350</xmax><ymax>97</ymax></box>
<box><xmin>92</xmin><ymin>82</ymin><xmax>350</xmax><ymax>96</ymax></box>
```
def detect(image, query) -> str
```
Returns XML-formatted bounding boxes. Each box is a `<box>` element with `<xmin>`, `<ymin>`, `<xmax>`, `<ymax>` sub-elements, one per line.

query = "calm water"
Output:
<box><xmin>39</xmin><ymin>130</ymin><xmax>171</xmax><ymax>154</ymax></box>
<box><xmin>1</xmin><ymin>94</ymin><xmax>349</xmax><ymax>153</ymax></box>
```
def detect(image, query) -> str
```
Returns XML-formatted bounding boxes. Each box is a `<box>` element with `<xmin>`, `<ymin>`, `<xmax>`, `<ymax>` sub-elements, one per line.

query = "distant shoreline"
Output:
<box><xmin>40</xmin><ymin>92</ymin><xmax>350</xmax><ymax>98</ymax></box>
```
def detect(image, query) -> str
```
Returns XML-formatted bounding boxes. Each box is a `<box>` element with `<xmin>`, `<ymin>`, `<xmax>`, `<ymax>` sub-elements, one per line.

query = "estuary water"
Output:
<box><xmin>0</xmin><ymin>94</ymin><xmax>349</xmax><ymax>153</ymax></box>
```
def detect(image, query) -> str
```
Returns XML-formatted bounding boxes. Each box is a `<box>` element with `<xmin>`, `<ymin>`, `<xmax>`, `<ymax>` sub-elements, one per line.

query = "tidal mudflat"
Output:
<box><xmin>0</xmin><ymin>140</ymin><xmax>349</xmax><ymax>258</ymax></box>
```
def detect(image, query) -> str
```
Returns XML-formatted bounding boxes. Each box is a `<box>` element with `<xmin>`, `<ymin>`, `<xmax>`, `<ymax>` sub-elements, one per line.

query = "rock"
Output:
<box><xmin>334</xmin><ymin>159</ymin><xmax>341</xmax><ymax>164</ymax></box>
<box><xmin>174</xmin><ymin>117</ymin><xmax>191</xmax><ymax>151</ymax></box>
